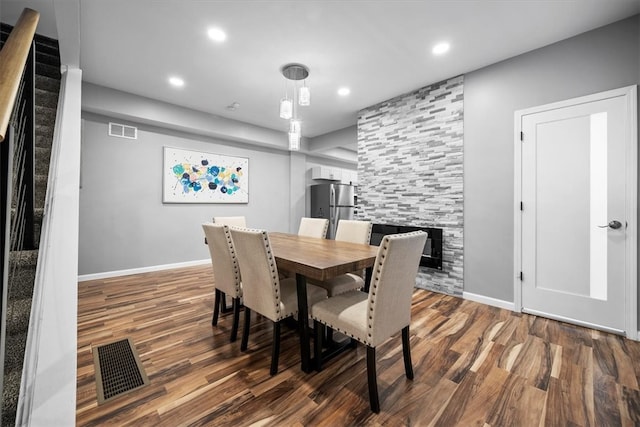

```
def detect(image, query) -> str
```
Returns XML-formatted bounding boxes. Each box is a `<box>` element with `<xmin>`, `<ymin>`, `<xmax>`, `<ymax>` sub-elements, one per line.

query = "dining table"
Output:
<box><xmin>268</xmin><ymin>232</ymin><xmax>379</xmax><ymax>373</ymax></box>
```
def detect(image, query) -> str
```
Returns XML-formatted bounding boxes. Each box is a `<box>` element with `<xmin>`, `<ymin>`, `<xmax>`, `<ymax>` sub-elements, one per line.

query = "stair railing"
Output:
<box><xmin>0</xmin><ymin>7</ymin><xmax>39</xmax><ymax>423</ymax></box>
<box><xmin>0</xmin><ymin>9</ymin><xmax>38</xmax><ymax>142</ymax></box>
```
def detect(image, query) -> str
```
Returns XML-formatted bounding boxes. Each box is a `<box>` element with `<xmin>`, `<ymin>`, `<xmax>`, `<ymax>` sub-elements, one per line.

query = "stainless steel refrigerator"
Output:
<box><xmin>310</xmin><ymin>183</ymin><xmax>355</xmax><ymax>239</ymax></box>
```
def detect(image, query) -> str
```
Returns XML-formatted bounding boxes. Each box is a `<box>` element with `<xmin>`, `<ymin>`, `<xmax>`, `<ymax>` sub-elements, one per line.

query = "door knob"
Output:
<box><xmin>598</xmin><ymin>220</ymin><xmax>622</xmax><ymax>229</ymax></box>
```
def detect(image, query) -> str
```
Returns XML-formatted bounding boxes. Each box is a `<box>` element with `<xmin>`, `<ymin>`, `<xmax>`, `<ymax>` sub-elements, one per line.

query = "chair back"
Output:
<box><xmin>298</xmin><ymin>217</ymin><xmax>329</xmax><ymax>239</ymax></box>
<box><xmin>230</xmin><ymin>228</ymin><xmax>283</xmax><ymax>321</ymax></box>
<box><xmin>367</xmin><ymin>231</ymin><xmax>427</xmax><ymax>346</ymax></box>
<box><xmin>335</xmin><ymin>220</ymin><xmax>372</xmax><ymax>244</ymax></box>
<box><xmin>213</xmin><ymin>216</ymin><xmax>247</xmax><ymax>228</ymax></box>
<box><xmin>202</xmin><ymin>223</ymin><xmax>241</xmax><ymax>297</ymax></box>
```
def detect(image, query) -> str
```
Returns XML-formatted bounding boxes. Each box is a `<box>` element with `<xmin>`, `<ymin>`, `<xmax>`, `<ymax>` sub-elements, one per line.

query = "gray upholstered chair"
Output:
<box><xmin>317</xmin><ymin>219</ymin><xmax>373</xmax><ymax>297</ymax></box>
<box><xmin>310</xmin><ymin>231</ymin><xmax>427</xmax><ymax>413</ymax></box>
<box><xmin>213</xmin><ymin>216</ymin><xmax>247</xmax><ymax>228</ymax></box>
<box><xmin>230</xmin><ymin>227</ymin><xmax>327</xmax><ymax>375</ymax></box>
<box><xmin>202</xmin><ymin>223</ymin><xmax>243</xmax><ymax>342</ymax></box>
<box><xmin>297</xmin><ymin>217</ymin><xmax>329</xmax><ymax>239</ymax></box>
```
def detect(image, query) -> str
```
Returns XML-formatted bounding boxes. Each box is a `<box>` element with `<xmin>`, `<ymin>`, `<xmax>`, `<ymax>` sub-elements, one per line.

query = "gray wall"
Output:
<box><xmin>307</xmin><ymin>125</ymin><xmax>358</xmax><ymax>161</ymax></box>
<box><xmin>289</xmin><ymin>151</ymin><xmax>307</xmax><ymax>233</ymax></box>
<box><xmin>464</xmin><ymin>15</ymin><xmax>640</xmax><ymax>302</ymax></box>
<box><xmin>78</xmin><ymin>114</ymin><xmax>292</xmax><ymax>275</ymax></box>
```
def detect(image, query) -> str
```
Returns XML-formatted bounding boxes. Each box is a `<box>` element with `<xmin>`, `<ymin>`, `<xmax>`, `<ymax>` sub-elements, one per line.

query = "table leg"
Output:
<box><xmin>296</xmin><ymin>273</ymin><xmax>312</xmax><ymax>373</ymax></box>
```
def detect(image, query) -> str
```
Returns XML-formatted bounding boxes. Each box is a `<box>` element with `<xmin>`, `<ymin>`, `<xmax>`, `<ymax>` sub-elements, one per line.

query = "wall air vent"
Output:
<box><xmin>109</xmin><ymin>122</ymin><xmax>137</xmax><ymax>139</ymax></box>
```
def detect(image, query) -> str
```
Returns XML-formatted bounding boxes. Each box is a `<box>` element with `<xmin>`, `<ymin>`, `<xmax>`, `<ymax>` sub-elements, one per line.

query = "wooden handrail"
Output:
<box><xmin>0</xmin><ymin>8</ymin><xmax>39</xmax><ymax>143</ymax></box>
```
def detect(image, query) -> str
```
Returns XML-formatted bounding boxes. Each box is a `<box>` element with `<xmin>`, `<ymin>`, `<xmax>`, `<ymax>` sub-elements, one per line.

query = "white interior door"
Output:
<box><xmin>515</xmin><ymin>86</ymin><xmax>637</xmax><ymax>336</ymax></box>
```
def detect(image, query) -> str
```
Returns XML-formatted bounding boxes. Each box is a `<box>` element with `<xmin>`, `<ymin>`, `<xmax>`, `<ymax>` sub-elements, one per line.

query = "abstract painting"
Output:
<box><xmin>163</xmin><ymin>147</ymin><xmax>249</xmax><ymax>203</ymax></box>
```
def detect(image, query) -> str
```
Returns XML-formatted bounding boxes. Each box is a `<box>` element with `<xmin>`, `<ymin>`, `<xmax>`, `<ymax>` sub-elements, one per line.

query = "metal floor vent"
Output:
<box><xmin>93</xmin><ymin>338</ymin><xmax>149</xmax><ymax>404</ymax></box>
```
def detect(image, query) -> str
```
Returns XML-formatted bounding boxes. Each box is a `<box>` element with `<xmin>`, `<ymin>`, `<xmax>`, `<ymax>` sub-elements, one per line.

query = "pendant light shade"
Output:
<box><xmin>288</xmin><ymin>119</ymin><xmax>301</xmax><ymax>151</ymax></box>
<box><xmin>299</xmin><ymin>84</ymin><xmax>310</xmax><ymax>106</ymax></box>
<box><xmin>279</xmin><ymin>98</ymin><xmax>293</xmax><ymax>119</ymax></box>
<box><xmin>288</xmin><ymin>131</ymin><xmax>300</xmax><ymax>151</ymax></box>
<box><xmin>289</xmin><ymin>119</ymin><xmax>301</xmax><ymax>135</ymax></box>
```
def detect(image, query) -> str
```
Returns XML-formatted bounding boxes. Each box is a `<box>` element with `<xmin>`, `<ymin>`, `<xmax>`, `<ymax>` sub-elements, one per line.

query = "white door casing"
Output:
<box><xmin>514</xmin><ymin>85</ymin><xmax>637</xmax><ymax>340</ymax></box>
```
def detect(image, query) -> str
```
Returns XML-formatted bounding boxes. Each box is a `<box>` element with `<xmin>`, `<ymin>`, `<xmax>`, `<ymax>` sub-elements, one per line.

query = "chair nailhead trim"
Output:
<box><xmin>311</xmin><ymin>317</ymin><xmax>366</xmax><ymax>344</ymax></box>
<box><xmin>261</xmin><ymin>231</ymin><xmax>281</xmax><ymax>314</ymax></box>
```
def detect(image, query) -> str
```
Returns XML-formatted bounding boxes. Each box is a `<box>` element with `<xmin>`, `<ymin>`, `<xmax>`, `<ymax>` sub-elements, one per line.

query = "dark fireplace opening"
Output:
<box><xmin>370</xmin><ymin>224</ymin><xmax>443</xmax><ymax>270</ymax></box>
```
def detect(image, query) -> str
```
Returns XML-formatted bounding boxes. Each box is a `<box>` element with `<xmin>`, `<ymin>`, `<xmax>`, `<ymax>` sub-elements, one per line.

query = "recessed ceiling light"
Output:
<box><xmin>208</xmin><ymin>27</ymin><xmax>227</xmax><ymax>42</ymax></box>
<box><xmin>432</xmin><ymin>42</ymin><xmax>450</xmax><ymax>55</ymax></box>
<box><xmin>168</xmin><ymin>76</ymin><xmax>185</xmax><ymax>87</ymax></box>
<box><xmin>337</xmin><ymin>87</ymin><xmax>350</xmax><ymax>96</ymax></box>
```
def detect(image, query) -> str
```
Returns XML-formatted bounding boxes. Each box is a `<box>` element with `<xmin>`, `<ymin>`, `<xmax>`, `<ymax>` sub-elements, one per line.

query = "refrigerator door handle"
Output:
<box><xmin>330</xmin><ymin>185</ymin><xmax>337</xmax><ymax>236</ymax></box>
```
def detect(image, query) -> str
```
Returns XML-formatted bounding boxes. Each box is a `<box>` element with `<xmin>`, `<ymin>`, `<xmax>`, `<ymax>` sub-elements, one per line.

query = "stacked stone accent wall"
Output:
<box><xmin>356</xmin><ymin>75</ymin><xmax>464</xmax><ymax>296</ymax></box>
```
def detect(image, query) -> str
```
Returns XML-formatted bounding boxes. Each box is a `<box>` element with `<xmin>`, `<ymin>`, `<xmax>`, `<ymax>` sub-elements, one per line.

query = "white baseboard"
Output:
<box><xmin>78</xmin><ymin>259</ymin><xmax>210</xmax><ymax>282</ymax></box>
<box><xmin>462</xmin><ymin>291</ymin><xmax>515</xmax><ymax>311</ymax></box>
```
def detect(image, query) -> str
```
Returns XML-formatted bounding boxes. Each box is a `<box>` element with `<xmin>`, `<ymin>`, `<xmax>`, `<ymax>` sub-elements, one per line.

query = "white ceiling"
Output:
<box><xmin>2</xmin><ymin>0</ymin><xmax>640</xmax><ymax>143</ymax></box>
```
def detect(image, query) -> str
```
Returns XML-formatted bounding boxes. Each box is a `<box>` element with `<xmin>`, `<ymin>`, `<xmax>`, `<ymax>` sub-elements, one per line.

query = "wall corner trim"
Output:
<box><xmin>462</xmin><ymin>291</ymin><xmax>515</xmax><ymax>311</ymax></box>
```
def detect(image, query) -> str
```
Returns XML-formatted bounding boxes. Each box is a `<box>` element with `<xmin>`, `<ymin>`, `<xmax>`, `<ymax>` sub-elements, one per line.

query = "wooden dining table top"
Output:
<box><xmin>268</xmin><ymin>232</ymin><xmax>379</xmax><ymax>282</ymax></box>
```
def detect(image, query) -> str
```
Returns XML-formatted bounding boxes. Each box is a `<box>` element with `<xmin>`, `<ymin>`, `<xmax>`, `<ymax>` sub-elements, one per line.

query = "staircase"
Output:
<box><xmin>0</xmin><ymin>25</ymin><xmax>60</xmax><ymax>426</ymax></box>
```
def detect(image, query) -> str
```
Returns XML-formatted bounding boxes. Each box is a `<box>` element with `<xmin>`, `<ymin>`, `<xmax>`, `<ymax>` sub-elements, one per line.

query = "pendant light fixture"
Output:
<box><xmin>279</xmin><ymin>63</ymin><xmax>310</xmax><ymax>151</ymax></box>
<box><xmin>299</xmin><ymin>82</ymin><xmax>310</xmax><ymax>106</ymax></box>
<box><xmin>288</xmin><ymin>119</ymin><xmax>301</xmax><ymax>150</ymax></box>
<box><xmin>288</xmin><ymin>130</ymin><xmax>300</xmax><ymax>151</ymax></box>
<box><xmin>279</xmin><ymin>97</ymin><xmax>292</xmax><ymax>119</ymax></box>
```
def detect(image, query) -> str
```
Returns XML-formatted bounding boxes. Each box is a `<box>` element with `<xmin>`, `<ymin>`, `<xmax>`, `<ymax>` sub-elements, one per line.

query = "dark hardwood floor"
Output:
<box><xmin>77</xmin><ymin>265</ymin><xmax>640</xmax><ymax>426</ymax></box>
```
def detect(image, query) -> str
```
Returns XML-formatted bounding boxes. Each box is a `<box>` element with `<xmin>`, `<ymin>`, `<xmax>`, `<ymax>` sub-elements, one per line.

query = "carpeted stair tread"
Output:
<box><xmin>2</xmin><ymin>369</ymin><xmax>22</xmax><ymax>426</ymax></box>
<box><xmin>4</xmin><ymin>332</ymin><xmax>28</xmax><ymax>373</ymax></box>
<box><xmin>5</xmin><ymin>298</ymin><xmax>33</xmax><ymax>335</ymax></box>
<box><xmin>7</xmin><ymin>266</ymin><xmax>36</xmax><ymax>300</ymax></box>
<box><xmin>34</xmin><ymin>208</ymin><xmax>44</xmax><ymax>221</ymax></box>
<box><xmin>34</xmin><ymin>32</ymin><xmax>59</xmax><ymax>49</ymax></box>
<box><xmin>35</xmin><ymin>48</ymin><xmax>60</xmax><ymax>68</ymax></box>
<box><xmin>34</xmin><ymin>174</ymin><xmax>48</xmax><ymax>208</ymax></box>
<box><xmin>35</xmin><ymin>105</ymin><xmax>57</xmax><ymax>128</ymax></box>
<box><xmin>33</xmin><ymin>208</ymin><xmax>44</xmax><ymax>248</ymax></box>
<box><xmin>35</xmin><ymin>62</ymin><xmax>61</xmax><ymax>80</ymax></box>
<box><xmin>35</xmin><ymin>47</ymin><xmax>59</xmax><ymax>63</ymax></box>
<box><xmin>34</xmin><ymin>40</ymin><xmax>59</xmax><ymax>55</ymax></box>
<box><xmin>36</xmin><ymin>90</ymin><xmax>59</xmax><ymax>110</ymax></box>
<box><xmin>6</xmin><ymin>245</ymin><xmax>39</xmax><ymax>298</ymax></box>
<box><xmin>35</xmin><ymin>74</ymin><xmax>61</xmax><ymax>93</ymax></box>
<box><xmin>35</xmin><ymin>105</ymin><xmax>58</xmax><ymax>120</ymax></box>
<box><xmin>36</xmin><ymin>134</ymin><xmax>53</xmax><ymax>149</ymax></box>
<box><xmin>9</xmin><ymin>250</ymin><xmax>39</xmax><ymax>267</ymax></box>
<box><xmin>34</xmin><ymin>226</ymin><xmax>42</xmax><ymax>249</ymax></box>
<box><xmin>35</xmin><ymin>123</ymin><xmax>53</xmax><ymax>141</ymax></box>
<box><xmin>35</xmin><ymin>146</ymin><xmax>52</xmax><ymax>176</ymax></box>
<box><xmin>35</xmin><ymin>174</ymin><xmax>48</xmax><ymax>184</ymax></box>
<box><xmin>35</xmin><ymin>145</ymin><xmax>52</xmax><ymax>158</ymax></box>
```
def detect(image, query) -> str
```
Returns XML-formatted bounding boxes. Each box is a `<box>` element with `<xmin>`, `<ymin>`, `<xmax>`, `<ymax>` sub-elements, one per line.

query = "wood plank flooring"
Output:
<box><xmin>77</xmin><ymin>265</ymin><xmax>640</xmax><ymax>426</ymax></box>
